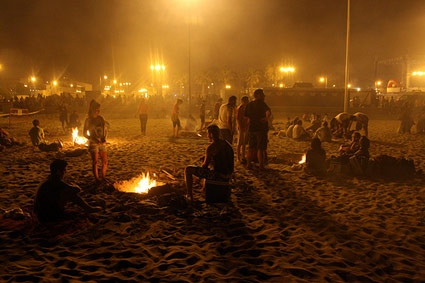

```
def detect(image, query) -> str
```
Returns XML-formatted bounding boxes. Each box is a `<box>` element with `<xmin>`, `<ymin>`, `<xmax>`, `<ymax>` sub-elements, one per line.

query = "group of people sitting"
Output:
<box><xmin>304</xmin><ymin>131</ymin><xmax>371</xmax><ymax>176</ymax></box>
<box><xmin>281</xmin><ymin>111</ymin><xmax>369</xmax><ymax>142</ymax></box>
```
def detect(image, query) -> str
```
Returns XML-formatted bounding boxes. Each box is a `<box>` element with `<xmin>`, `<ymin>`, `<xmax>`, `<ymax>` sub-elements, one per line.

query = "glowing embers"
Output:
<box><xmin>298</xmin><ymin>154</ymin><xmax>306</xmax><ymax>164</ymax></box>
<box><xmin>72</xmin><ymin>128</ymin><xmax>88</xmax><ymax>145</ymax></box>
<box><xmin>115</xmin><ymin>173</ymin><xmax>165</xmax><ymax>194</ymax></box>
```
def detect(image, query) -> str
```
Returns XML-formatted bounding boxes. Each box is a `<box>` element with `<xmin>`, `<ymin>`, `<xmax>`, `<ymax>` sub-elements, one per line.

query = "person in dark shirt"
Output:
<box><xmin>68</xmin><ymin>110</ymin><xmax>81</xmax><ymax>129</ymax></box>
<box><xmin>185</xmin><ymin>125</ymin><xmax>234</xmax><ymax>203</ymax></box>
<box><xmin>34</xmin><ymin>159</ymin><xmax>100</xmax><ymax>222</ymax></box>
<box><xmin>305</xmin><ymin>138</ymin><xmax>326</xmax><ymax>175</ymax></box>
<box><xmin>84</xmin><ymin>100</ymin><xmax>108</xmax><ymax>183</ymax></box>
<box><xmin>244</xmin><ymin>89</ymin><xmax>271</xmax><ymax>169</ymax></box>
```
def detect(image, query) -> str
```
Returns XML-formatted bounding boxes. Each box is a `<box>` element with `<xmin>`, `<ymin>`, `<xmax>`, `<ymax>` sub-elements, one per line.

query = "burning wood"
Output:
<box><xmin>298</xmin><ymin>154</ymin><xmax>306</xmax><ymax>164</ymax></box>
<box><xmin>115</xmin><ymin>172</ymin><xmax>166</xmax><ymax>194</ymax></box>
<box><xmin>72</xmin><ymin>128</ymin><xmax>88</xmax><ymax>145</ymax></box>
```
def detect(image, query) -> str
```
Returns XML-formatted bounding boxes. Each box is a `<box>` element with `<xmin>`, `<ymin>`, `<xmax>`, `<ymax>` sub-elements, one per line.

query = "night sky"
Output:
<box><xmin>0</xmin><ymin>0</ymin><xmax>424</xmax><ymax>87</ymax></box>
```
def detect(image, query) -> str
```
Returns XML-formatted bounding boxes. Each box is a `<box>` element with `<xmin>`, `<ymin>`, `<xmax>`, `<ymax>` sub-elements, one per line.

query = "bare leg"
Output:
<box><xmin>99</xmin><ymin>151</ymin><xmax>108</xmax><ymax>180</ymax></box>
<box><xmin>237</xmin><ymin>145</ymin><xmax>242</xmax><ymax>161</ymax></box>
<box><xmin>242</xmin><ymin>144</ymin><xmax>246</xmax><ymax>160</ymax></box>
<box><xmin>184</xmin><ymin>166</ymin><xmax>195</xmax><ymax>202</ymax></box>
<box><xmin>176</xmin><ymin>125</ymin><xmax>180</xmax><ymax>137</ymax></box>
<box><xmin>258</xmin><ymin>149</ymin><xmax>265</xmax><ymax>169</ymax></box>
<box><xmin>91</xmin><ymin>151</ymin><xmax>100</xmax><ymax>182</ymax></box>
<box><xmin>246</xmin><ymin>148</ymin><xmax>256</xmax><ymax>168</ymax></box>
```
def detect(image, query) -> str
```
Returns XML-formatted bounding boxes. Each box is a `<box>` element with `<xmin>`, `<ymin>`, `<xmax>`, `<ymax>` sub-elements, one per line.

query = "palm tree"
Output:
<box><xmin>244</xmin><ymin>68</ymin><xmax>261</xmax><ymax>94</ymax></box>
<box><xmin>265</xmin><ymin>64</ymin><xmax>278</xmax><ymax>87</ymax></box>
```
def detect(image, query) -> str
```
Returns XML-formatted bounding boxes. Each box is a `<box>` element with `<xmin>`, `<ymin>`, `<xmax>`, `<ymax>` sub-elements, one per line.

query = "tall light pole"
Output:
<box><xmin>188</xmin><ymin>20</ymin><xmax>192</xmax><ymax>108</ymax></box>
<box><xmin>319</xmin><ymin>77</ymin><xmax>328</xmax><ymax>88</ymax></box>
<box><xmin>344</xmin><ymin>0</ymin><xmax>351</xmax><ymax>112</ymax></box>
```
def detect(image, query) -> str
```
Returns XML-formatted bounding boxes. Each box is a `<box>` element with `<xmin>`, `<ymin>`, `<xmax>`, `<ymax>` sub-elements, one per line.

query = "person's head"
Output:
<box><xmin>207</xmin><ymin>124</ymin><xmax>220</xmax><ymax>141</ymax></box>
<box><xmin>177</xmin><ymin>99</ymin><xmax>183</xmax><ymax>105</ymax></box>
<box><xmin>50</xmin><ymin>159</ymin><xmax>68</xmax><ymax>180</ymax></box>
<box><xmin>228</xmin><ymin>96</ymin><xmax>237</xmax><ymax>107</ymax></box>
<box><xmin>322</xmin><ymin>121</ymin><xmax>328</xmax><ymax>127</ymax></box>
<box><xmin>253</xmin><ymin>89</ymin><xmax>265</xmax><ymax>101</ymax></box>
<box><xmin>88</xmin><ymin>99</ymin><xmax>101</xmax><ymax>118</ymax></box>
<box><xmin>241</xmin><ymin>96</ymin><xmax>249</xmax><ymax>105</ymax></box>
<box><xmin>352</xmin><ymin>132</ymin><xmax>361</xmax><ymax>142</ymax></box>
<box><xmin>359</xmin><ymin>136</ymin><xmax>370</xmax><ymax>149</ymax></box>
<box><xmin>311</xmin><ymin>137</ymin><xmax>322</xmax><ymax>150</ymax></box>
<box><xmin>32</xmin><ymin>119</ymin><xmax>40</xmax><ymax>127</ymax></box>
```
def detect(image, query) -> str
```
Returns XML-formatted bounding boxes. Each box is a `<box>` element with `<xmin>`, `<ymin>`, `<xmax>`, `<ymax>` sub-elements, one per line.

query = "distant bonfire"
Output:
<box><xmin>72</xmin><ymin>128</ymin><xmax>88</xmax><ymax>145</ymax></box>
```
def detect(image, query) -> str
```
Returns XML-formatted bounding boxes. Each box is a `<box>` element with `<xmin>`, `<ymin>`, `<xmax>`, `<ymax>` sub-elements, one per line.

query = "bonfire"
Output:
<box><xmin>299</xmin><ymin>154</ymin><xmax>306</xmax><ymax>164</ymax></box>
<box><xmin>72</xmin><ymin>128</ymin><xmax>88</xmax><ymax>145</ymax></box>
<box><xmin>115</xmin><ymin>172</ymin><xmax>165</xmax><ymax>194</ymax></box>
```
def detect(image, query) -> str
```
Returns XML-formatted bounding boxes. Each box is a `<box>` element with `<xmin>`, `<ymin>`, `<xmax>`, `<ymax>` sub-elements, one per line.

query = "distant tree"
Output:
<box><xmin>244</xmin><ymin>68</ymin><xmax>261</xmax><ymax>94</ymax></box>
<box><xmin>195</xmin><ymin>71</ymin><xmax>212</xmax><ymax>99</ymax></box>
<box><xmin>265</xmin><ymin>64</ymin><xmax>278</xmax><ymax>87</ymax></box>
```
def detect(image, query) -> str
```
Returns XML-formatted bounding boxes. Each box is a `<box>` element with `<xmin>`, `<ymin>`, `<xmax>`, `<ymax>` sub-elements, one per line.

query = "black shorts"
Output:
<box><xmin>172</xmin><ymin>118</ymin><xmax>181</xmax><ymax>128</ymax></box>
<box><xmin>248</xmin><ymin>131</ymin><xmax>268</xmax><ymax>150</ymax></box>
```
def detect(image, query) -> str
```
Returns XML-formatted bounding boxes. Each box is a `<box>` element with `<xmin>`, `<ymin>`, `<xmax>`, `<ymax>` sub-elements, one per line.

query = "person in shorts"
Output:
<box><xmin>84</xmin><ymin>100</ymin><xmax>108</xmax><ymax>183</ymax></box>
<box><xmin>244</xmin><ymin>89</ymin><xmax>271</xmax><ymax>169</ymax></box>
<box><xmin>185</xmin><ymin>125</ymin><xmax>234</xmax><ymax>203</ymax></box>
<box><xmin>172</xmin><ymin>99</ymin><xmax>183</xmax><ymax>137</ymax></box>
<box><xmin>236</xmin><ymin>96</ymin><xmax>249</xmax><ymax>163</ymax></box>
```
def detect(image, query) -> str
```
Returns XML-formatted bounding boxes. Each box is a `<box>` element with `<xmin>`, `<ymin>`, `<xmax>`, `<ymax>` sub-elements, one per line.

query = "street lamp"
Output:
<box><xmin>31</xmin><ymin>76</ymin><xmax>36</xmax><ymax>82</ymax></box>
<box><xmin>319</xmin><ymin>76</ymin><xmax>328</xmax><ymax>88</ymax></box>
<box><xmin>104</xmin><ymin>75</ymin><xmax>108</xmax><ymax>80</ymax></box>
<box><xmin>344</xmin><ymin>0</ymin><xmax>351</xmax><ymax>112</ymax></box>
<box><xmin>53</xmin><ymin>80</ymin><xmax>57</xmax><ymax>86</ymax></box>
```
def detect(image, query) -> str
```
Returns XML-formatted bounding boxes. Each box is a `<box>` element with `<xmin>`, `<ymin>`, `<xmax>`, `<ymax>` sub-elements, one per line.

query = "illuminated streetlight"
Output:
<box><xmin>31</xmin><ymin>76</ymin><xmax>36</xmax><ymax>82</ymax></box>
<box><xmin>113</xmin><ymin>80</ymin><xmax>117</xmax><ymax>84</ymax></box>
<box><xmin>150</xmin><ymin>65</ymin><xmax>154</xmax><ymax>70</ymax></box>
<box><xmin>104</xmin><ymin>75</ymin><xmax>108</xmax><ymax>79</ymax></box>
<box><xmin>70</xmin><ymin>84</ymin><xmax>74</xmax><ymax>87</ymax></box>
<box><xmin>279</xmin><ymin>83</ymin><xmax>284</xmax><ymax>88</ymax></box>
<box><xmin>412</xmin><ymin>71</ymin><xmax>425</xmax><ymax>76</ymax></box>
<box><xmin>376</xmin><ymin>81</ymin><xmax>382</xmax><ymax>86</ymax></box>
<box><xmin>280</xmin><ymin>66</ymin><xmax>295</xmax><ymax>73</ymax></box>
<box><xmin>347</xmin><ymin>84</ymin><xmax>351</xmax><ymax>88</ymax></box>
<box><xmin>319</xmin><ymin>76</ymin><xmax>328</xmax><ymax>88</ymax></box>
<box><xmin>357</xmin><ymin>87</ymin><xmax>361</xmax><ymax>92</ymax></box>
<box><xmin>225</xmin><ymin>85</ymin><xmax>231</xmax><ymax>89</ymax></box>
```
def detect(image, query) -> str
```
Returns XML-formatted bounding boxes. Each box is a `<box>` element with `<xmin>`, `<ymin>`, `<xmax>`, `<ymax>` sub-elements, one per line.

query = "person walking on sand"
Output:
<box><xmin>59</xmin><ymin>104</ymin><xmax>68</xmax><ymax>132</ymax></box>
<box><xmin>34</xmin><ymin>159</ymin><xmax>101</xmax><ymax>223</ymax></box>
<box><xmin>84</xmin><ymin>100</ymin><xmax>108</xmax><ymax>184</ymax></box>
<box><xmin>236</xmin><ymin>96</ymin><xmax>249</xmax><ymax>163</ymax></box>
<box><xmin>172</xmin><ymin>99</ymin><xmax>183</xmax><ymax>137</ymax></box>
<box><xmin>136</xmin><ymin>98</ymin><xmax>148</xmax><ymax>135</ymax></box>
<box><xmin>245</xmin><ymin>89</ymin><xmax>271</xmax><ymax>169</ymax></box>
<box><xmin>218</xmin><ymin>96</ymin><xmax>237</xmax><ymax>144</ymax></box>
<box><xmin>185</xmin><ymin>125</ymin><xmax>234</xmax><ymax>203</ymax></box>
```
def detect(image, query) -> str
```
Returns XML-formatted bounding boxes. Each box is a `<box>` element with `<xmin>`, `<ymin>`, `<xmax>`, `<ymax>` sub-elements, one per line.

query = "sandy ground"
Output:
<box><xmin>1</xmin><ymin>115</ymin><xmax>425</xmax><ymax>282</ymax></box>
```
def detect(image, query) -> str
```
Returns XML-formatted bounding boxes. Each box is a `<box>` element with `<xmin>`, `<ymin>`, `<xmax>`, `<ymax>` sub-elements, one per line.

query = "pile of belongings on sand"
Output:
<box><xmin>328</xmin><ymin>154</ymin><xmax>416</xmax><ymax>179</ymax></box>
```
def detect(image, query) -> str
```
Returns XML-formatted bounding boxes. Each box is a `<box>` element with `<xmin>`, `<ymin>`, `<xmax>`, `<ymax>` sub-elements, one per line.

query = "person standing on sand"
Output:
<box><xmin>335</xmin><ymin>112</ymin><xmax>355</xmax><ymax>138</ymax></box>
<box><xmin>236</xmin><ymin>96</ymin><xmax>249</xmax><ymax>163</ymax></box>
<box><xmin>199</xmin><ymin>100</ymin><xmax>206</xmax><ymax>131</ymax></box>
<box><xmin>59</xmin><ymin>104</ymin><xmax>68</xmax><ymax>133</ymax></box>
<box><xmin>213</xmin><ymin>98</ymin><xmax>223</xmax><ymax>120</ymax></box>
<box><xmin>218</xmin><ymin>96</ymin><xmax>237</xmax><ymax>144</ymax></box>
<box><xmin>185</xmin><ymin>125</ymin><xmax>234</xmax><ymax>203</ymax></box>
<box><xmin>172</xmin><ymin>99</ymin><xmax>183</xmax><ymax>137</ymax></box>
<box><xmin>136</xmin><ymin>98</ymin><xmax>148</xmax><ymax>135</ymax></box>
<box><xmin>84</xmin><ymin>100</ymin><xmax>108</xmax><ymax>184</ymax></box>
<box><xmin>353</xmin><ymin>112</ymin><xmax>369</xmax><ymax>137</ymax></box>
<box><xmin>34</xmin><ymin>159</ymin><xmax>100</xmax><ymax>223</ymax></box>
<box><xmin>244</xmin><ymin>89</ymin><xmax>271</xmax><ymax>169</ymax></box>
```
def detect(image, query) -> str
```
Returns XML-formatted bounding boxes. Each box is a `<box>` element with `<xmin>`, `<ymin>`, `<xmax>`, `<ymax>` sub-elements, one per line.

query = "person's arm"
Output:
<box><xmin>202</xmin><ymin>147</ymin><xmax>212</xmax><ymax>169</ymax></box>
<box><xmin>83</xmin><ymin>119</ymin><xmax>90</xmax><ymax>139</ymax></box>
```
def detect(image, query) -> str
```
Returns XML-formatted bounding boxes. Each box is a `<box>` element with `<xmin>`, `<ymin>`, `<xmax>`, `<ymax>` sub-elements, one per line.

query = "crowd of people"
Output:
<box><xmin>1</xmin><ymin>89</ymin><xmax>422</xmax><ymax>224</ymax></box>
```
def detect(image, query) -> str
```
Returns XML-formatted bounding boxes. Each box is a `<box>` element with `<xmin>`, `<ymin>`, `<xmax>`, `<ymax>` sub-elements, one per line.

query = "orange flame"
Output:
<box><xmin>299</xmin><ymin>154</ymin><xmax>306</xmax><ymax>164</ymax></box>
<box><xmin>115</xmin><ymin>173</ymin><xmax>164</xmax><ymax>194</ymax></box>
<box><xmin>72</xmin><ymin>128</ymin><xmax>88</xmax><ymax>145</ymax></box>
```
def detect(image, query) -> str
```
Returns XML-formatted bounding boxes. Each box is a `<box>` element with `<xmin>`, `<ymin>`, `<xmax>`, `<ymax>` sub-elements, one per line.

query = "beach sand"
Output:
<box><xmin>1</xmin><ymin>116</ymin><xmax>425</xmax><ymax>282</ymax></box>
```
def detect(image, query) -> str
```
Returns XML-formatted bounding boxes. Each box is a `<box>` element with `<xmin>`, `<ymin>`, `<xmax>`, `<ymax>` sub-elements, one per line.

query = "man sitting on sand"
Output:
<box><xmin>339</xmin><ymin>132</ymin><xmax>361</xmax><ymax>156</ymax></box>
<box><xmin>185</xmin><ymin>125</ymin><xmax>234</xmax><ymax>203</ymax></box>
<box><xmin>0</xmin><ymin>127</ymin><xmax>24</xmax><ymax>148</ymax></box>
<box><xmin>29</xmin><ymin>119</ymin><xmax>63</xmax><ymax>152</ymax></box>
<box><xmin>314</xmin><ymin>121</ymin><xmax>332</xmax><ymax>142</ymax></box>
<box><xmin>34</xmin><ymin>159</ymin><xmax>100</xmax><ymax>223</ymax></box>
<box><xmin>292</xmin><ymin>120</ymin><xmax>310</xmax><ymax>140</ymax></box>
<box><xmin>305</xmin><ymin>137</ymin><xmax>326</xmax><ymax>175</ymax></box>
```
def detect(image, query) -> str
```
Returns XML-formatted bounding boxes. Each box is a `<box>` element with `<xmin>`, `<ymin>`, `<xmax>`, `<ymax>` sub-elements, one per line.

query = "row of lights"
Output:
<box><xmin>150</xmin><ymin>65</ymin><xmax>166</xmax><ymax>71</ymax></box>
